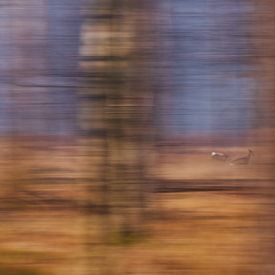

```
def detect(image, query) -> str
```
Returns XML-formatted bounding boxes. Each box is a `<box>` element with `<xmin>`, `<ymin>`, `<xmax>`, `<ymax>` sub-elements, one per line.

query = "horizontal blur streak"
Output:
<box><xmin>0</xmin><ymin>0</ymin><xmax>274</xmax><ymax>275</ymax></box>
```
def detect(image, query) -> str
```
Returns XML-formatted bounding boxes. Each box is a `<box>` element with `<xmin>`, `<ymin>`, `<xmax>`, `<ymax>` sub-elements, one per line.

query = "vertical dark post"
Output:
<box><xmin>80</xmin><ymin>0</ymin><xmax>160</xmax><ymax>273</ymax></box>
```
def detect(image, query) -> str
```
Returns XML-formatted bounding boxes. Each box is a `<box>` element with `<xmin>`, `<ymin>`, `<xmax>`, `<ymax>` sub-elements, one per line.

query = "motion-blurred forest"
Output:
<box><xmin>1</xmin><ymin>0</ymin><xmax>275</xmax><ymax>274</ymax></box>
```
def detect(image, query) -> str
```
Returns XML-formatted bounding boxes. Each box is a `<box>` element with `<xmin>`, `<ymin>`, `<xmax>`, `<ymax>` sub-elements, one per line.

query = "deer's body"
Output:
<box><xmin>211</xmin><ymin>152</ymin><xmax>228</xmax><ymax>161</ymax></box>
<box><xmin>230</xmin><ymin>149</ymin><xmax>253</xmax><ymax>165</ymax></box>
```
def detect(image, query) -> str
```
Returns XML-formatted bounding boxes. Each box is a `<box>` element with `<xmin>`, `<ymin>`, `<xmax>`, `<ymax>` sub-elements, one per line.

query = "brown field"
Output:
<box><xmin>0</xmin><ymin>136</ymin><xmax>274</xmax><ymax>274</ymax></box>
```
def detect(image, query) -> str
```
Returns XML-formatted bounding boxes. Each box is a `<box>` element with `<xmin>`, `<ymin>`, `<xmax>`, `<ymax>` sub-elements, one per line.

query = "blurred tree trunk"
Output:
<box><xmin>80</xmin><ymin>0</ymin><xmax>160</xmax><ymax>262</ymax></box>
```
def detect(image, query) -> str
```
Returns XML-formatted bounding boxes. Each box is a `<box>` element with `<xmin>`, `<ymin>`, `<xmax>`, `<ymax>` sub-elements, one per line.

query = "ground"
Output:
<box><xmin>0</xmin><ymin>136</ymin><xmax>274</xmax><ymax>274</ymax></box>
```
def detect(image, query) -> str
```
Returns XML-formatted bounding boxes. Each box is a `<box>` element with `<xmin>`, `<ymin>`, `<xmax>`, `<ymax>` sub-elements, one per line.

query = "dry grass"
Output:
<box><xmin>0</xmin><ymin>136</ymin><xmax>274</xmax><ymax>274</ymax></box>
